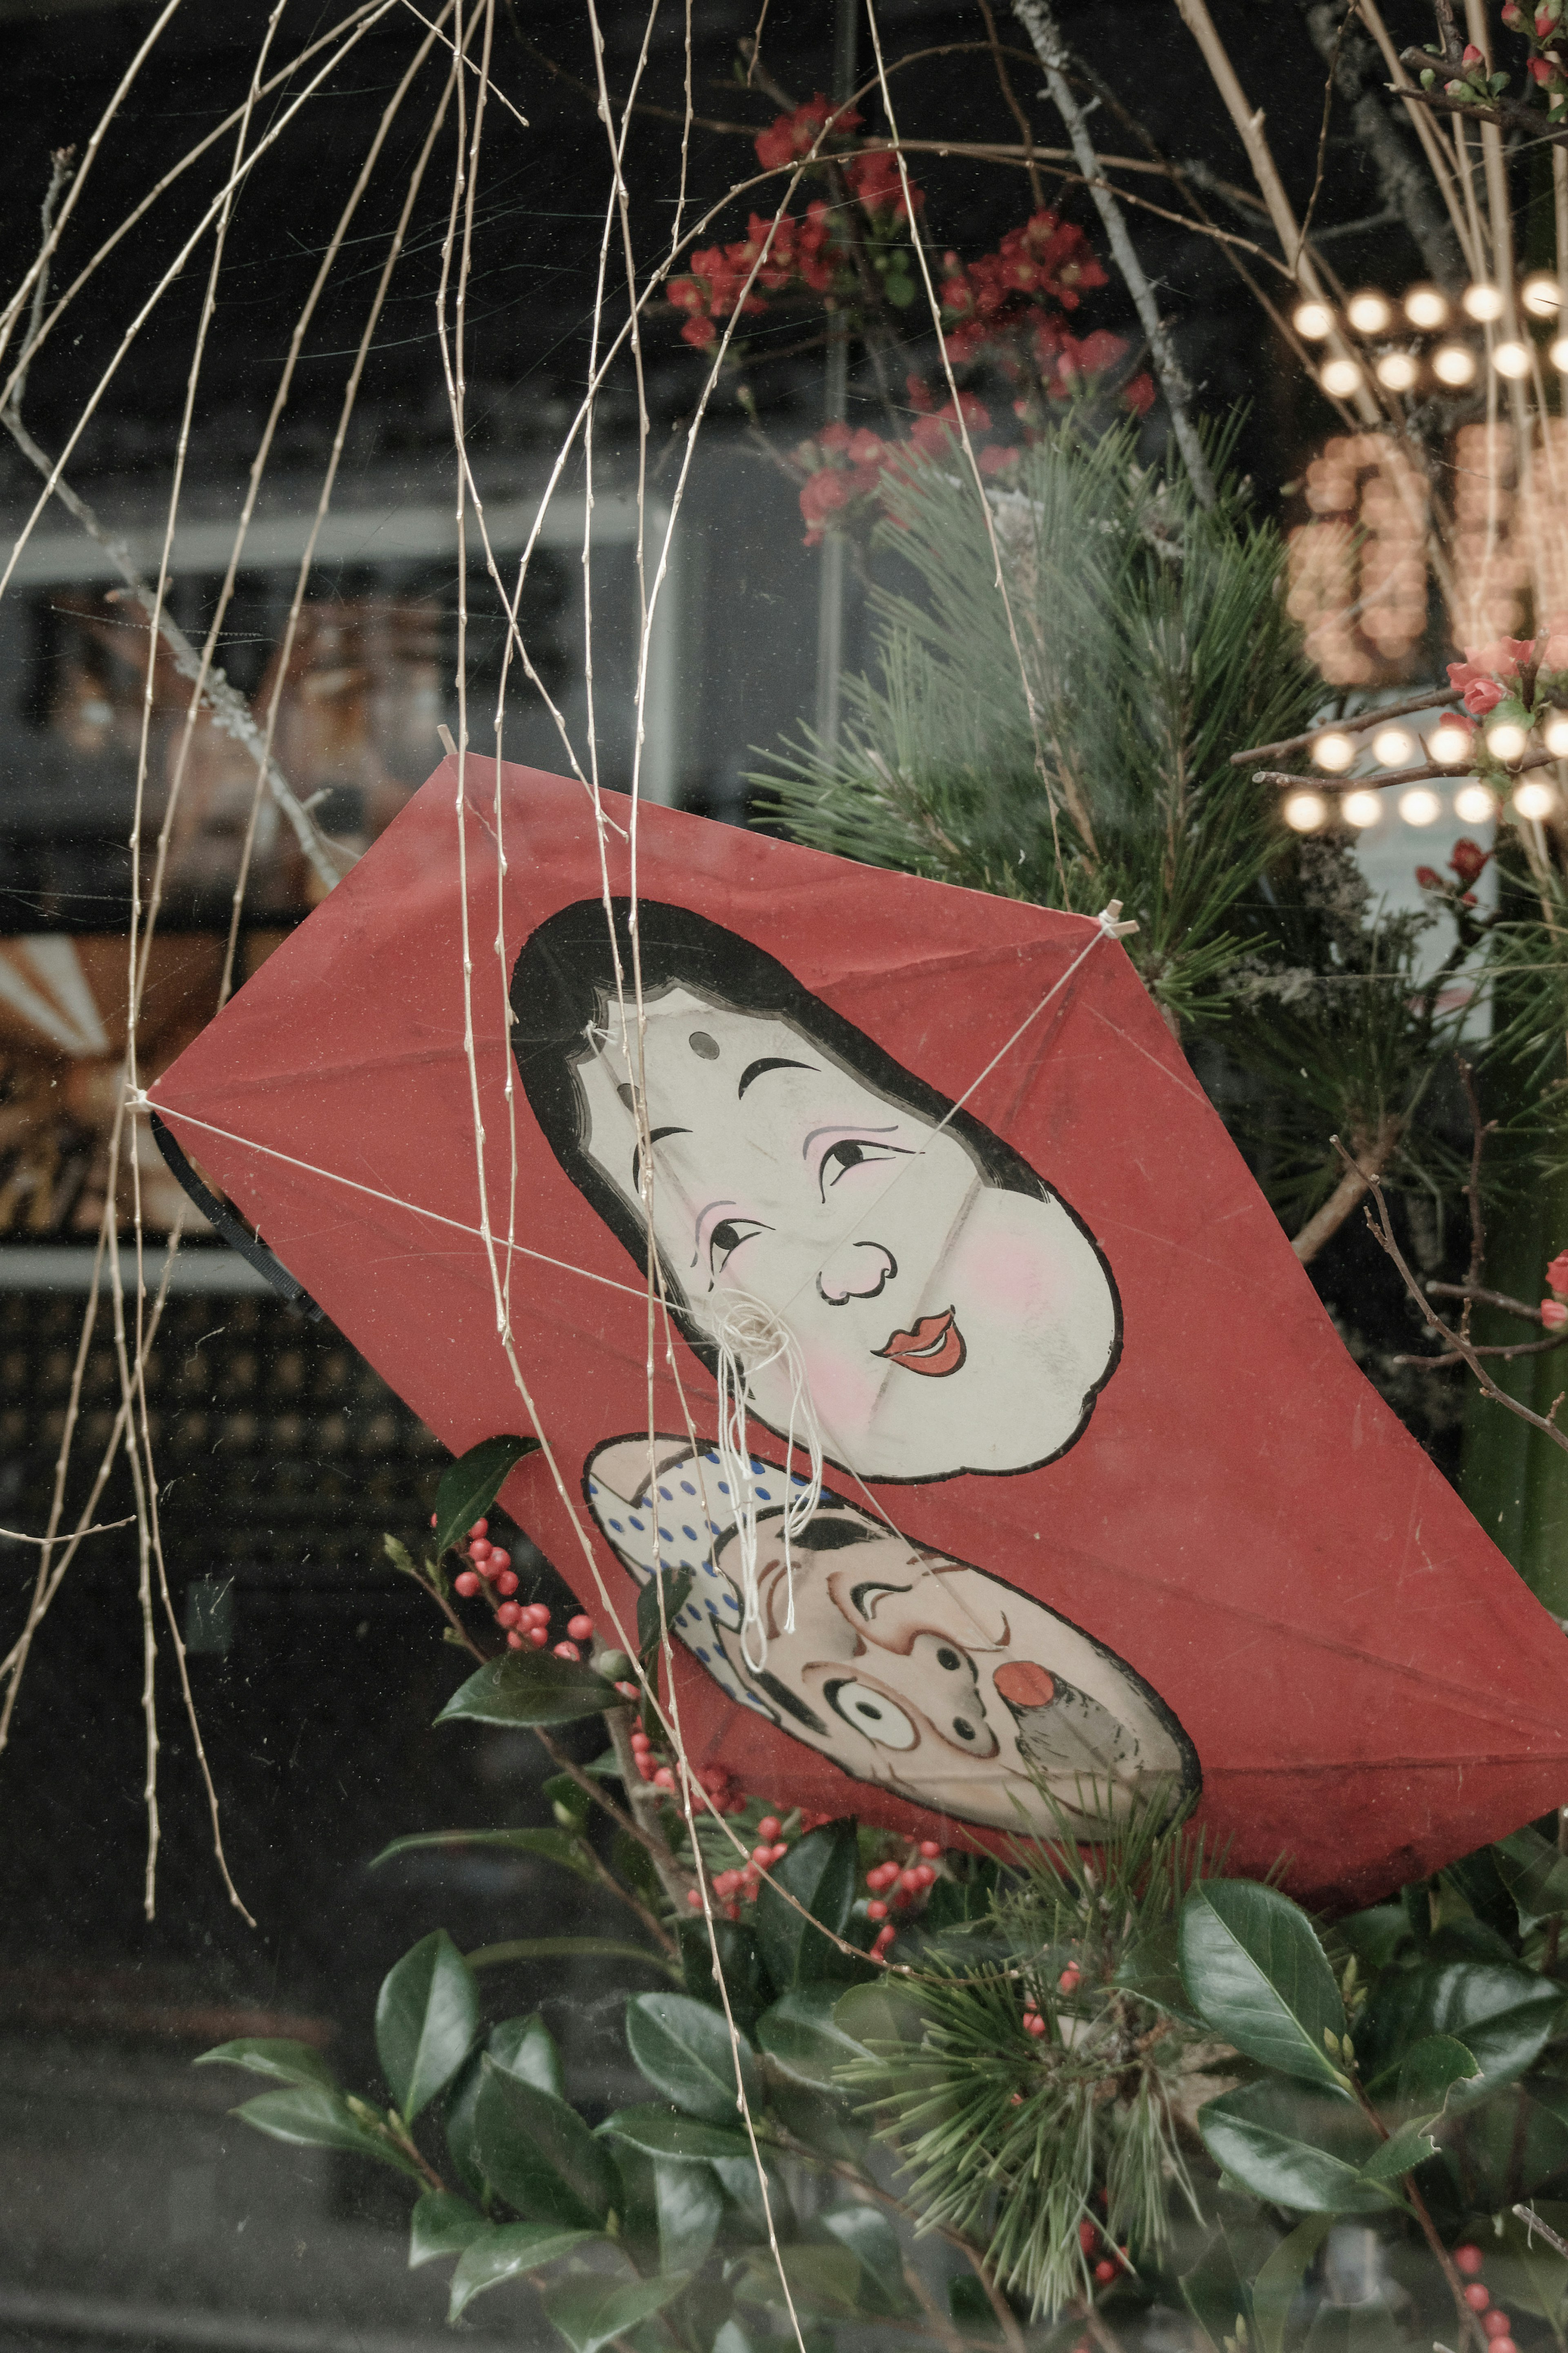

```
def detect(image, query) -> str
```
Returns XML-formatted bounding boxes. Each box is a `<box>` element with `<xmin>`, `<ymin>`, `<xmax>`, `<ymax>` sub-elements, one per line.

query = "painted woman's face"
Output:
<box><xmin>584</xmin><ymin>1436</ymin><xmax>1191</xmax><ymax>1836</ymax></box>
<box><xmin>575</xmin><ymin>986</ymin><xmax>1117</xmax><ymax>1483</ymax></box>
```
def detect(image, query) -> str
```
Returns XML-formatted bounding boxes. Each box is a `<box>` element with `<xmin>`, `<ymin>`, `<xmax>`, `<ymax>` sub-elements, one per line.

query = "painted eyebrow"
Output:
<box><xmin>737</xmin><ymin>1056</ymin><xmax>815</xmax><ymax>1098</ymax></box>
<box><xmin>849</xmin><ymin>1579</ymin><xmax>914</xmax><ymax>1616</ymax></box>
<box><xmin>631</xmin><ymin>1124</ymin><xmax>688</xmax><ymax>1193</ymax></box>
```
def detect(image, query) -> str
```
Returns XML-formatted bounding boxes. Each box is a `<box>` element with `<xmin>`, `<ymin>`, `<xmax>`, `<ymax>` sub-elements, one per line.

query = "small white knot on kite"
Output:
<box><xmin>1096</xmin><ymin>899</ymin><xmax>1140</xmax><ymax>940</ymax></box>
<box><xmin>127</xmin><ymin>1085</ymin><xmax>150</xmax><ymax>1110</ymax></box>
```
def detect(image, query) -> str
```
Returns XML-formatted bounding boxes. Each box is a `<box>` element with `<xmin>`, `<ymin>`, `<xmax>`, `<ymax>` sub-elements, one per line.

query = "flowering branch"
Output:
<box><xmin>1010</xmin><ymin>0</ymin><xmax>1216</xmax><ymax>506</ymax></box>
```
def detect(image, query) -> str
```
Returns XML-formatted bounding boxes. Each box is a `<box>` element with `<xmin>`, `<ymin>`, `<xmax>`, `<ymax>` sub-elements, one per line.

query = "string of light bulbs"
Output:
<box><xmin>1294</xmin><ymin>275</ymin><xmax>1566</xmax><ymax>397</ymax></box>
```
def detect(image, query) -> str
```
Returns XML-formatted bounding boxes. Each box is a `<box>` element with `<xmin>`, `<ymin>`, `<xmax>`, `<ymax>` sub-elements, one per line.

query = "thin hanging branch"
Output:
<box><xmin>1011</xmin><ymin>0</ymin><xmax>1217</xmax><ymax>508</ymax></box>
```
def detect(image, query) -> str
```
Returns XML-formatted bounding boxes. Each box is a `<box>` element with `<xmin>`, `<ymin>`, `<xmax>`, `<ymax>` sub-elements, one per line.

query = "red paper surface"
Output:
<box><xmin>149</xmin><ymin>758</ymin><xmax>1568</xmax><ymax>1906</ymax></box>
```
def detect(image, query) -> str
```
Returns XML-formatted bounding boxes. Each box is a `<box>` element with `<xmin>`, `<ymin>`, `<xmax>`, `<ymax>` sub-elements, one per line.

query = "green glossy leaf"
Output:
<box><xmin>832</xmin><ymin>1977</ymin><xmax>927</xmax><ymax>2049</ymax></box>
<box><xmin>1454</xmin><ymin>2083</ymin><xmax>1568</xmax><ymax>2206</ymax></box>
<box><xmin>1366</xmin><ymin>2032</ymin><xmax>1478</xmax><ymax>2112</ymax></box>
<box><xmin>757</xmin><ymin>1983</ymin><xmax>869</xmax><ymax>2090</ymax></box>
<box><xmin>435</xmin><ymin>1434</ymin><xmax>538</xmax><ymax>1558</ymax></box>
<box><xmin>1356</xmin><ymin>1960</ymin><xmax>1564</xmax><ymax>2108</ymax></box>
<box><xmin>475</xmin><ymin>2061</ymin><xmax>618</xmax><ymax>2226</ymax></box>
<box><xmin>626</xmin><ymin>1990</ymin><xmax>759</xmax><ymax>2123</ymax></box>
<box><xmin>712</xmin><ymin>2149</ymin><xmax>792</xmax><ymax>2236</ymax></box>
<box><xmin>819</xmin><ymin>2204</ymin><xmax>915</xmax><ymax>2316</ymax></box>
<box><xmin>444</xmin><ymin>2014</ymin><xmax>564</xmax><ymax>2201</ymax></box>
<box><xmin>448</xmin><ymin>2222</ymin><xmax>600</xmax><ymax>2321</ymax></box>
<box><xmin>655</xmin><ymin>2157</ymin><xmax>724</xmax><ymax>2274</ymax></box>
<box><xmin>637</xmin><ymin>1568</ymin><xmax>695</xmax><ymax>1658</ymax></box>
<box><xmin>601</xmin><ymin>2100</ymin><xmax>753</xmax><ymax>2161</ymax></box>
<box><xmin>1495</xmin><ymin>1826</ymin><xmax>1568</xmax><ymax>1930</ymax></box>
<box><xmin>1336</xmin><ymin>1907</ymin><xmax>1411</xmax><ymax>1971</ymax></box>
<box><xmin>1252</xmin><ymin>2215</ymin><xmax>1332</xmax><ymax>2353</ymax></box>
<box><xmin>194</xmin><ymin>2037</ymin><xmax>337</xmax><ymax>2091</ymax></box>
<box><xmin>1180</xmin><ymin>2228</ymin><xmax>1254</xmax><ymax>2353</ymax></box>
<box><xmin>1196</xmin><ymin>2080</ymin><xmax>1395</xmax><ymax>2214</ymax></box>
<box><xmin>232</xmin><ymin>2084</ymin><xmax>421</xmax><ymax>2178</ymax></box>
<box><xmin>375</xmin><ymin>1929</ymin><xmax>479</xmax><ymax>2120</ymax></box>
<box><xmin>754</xmin><ymin>1821</ymin><xmax>858</xmax><ymax>1994</ymax></box>
<box><xmin>541</xmin><ymin>2269</ymin><xmax>689</xmax><ymax>2353</ymax></box>
<box><xmin>735</xmin><ymin>2244</ymin><xmax>866</xmax><ymax>2318</ymax></box>
<box><xmin>679</xmin><ymin>1915</ymin><xmax>768</xmax><ymax>2036</ymax></box>
<box><xmin>1179</xmin><ymin>1880</ymin><xmax>1347</xmax><ymax>2088</ymax></box>
<box><xmin>437</xmin><ymin>1650</ymin><xmax>620</xmax><ymax>1730</ymax></box>
<box><xmin>467</xmin><ymin>1936</ymin><xmax>681</xmax><ymax>1981</ymax></box>
<box><xmin>1358</xmin><ymin>2118</ymin><xmax>1439</xmax><ymax>2181</ymax></box>
<box><xmin>409</xmin><ymin>2190</ymin><xmax>484</xmax><ymax>2268</ymax></box>
<box><xmin>372</xmin><ymin>1828</ymin><xmax>599</xmax><ymax>1882</ymax></box>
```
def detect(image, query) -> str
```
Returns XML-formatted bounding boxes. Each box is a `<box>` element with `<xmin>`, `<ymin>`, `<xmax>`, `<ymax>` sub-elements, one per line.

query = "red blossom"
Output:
<box><xmin>845</xmin><ymin>148</ymin><xmax>923</xmax><ymax>222</ymax></box>
<box><xmin>1547</xmin><ymin>1249</ymin><xmax>1568</xmax><ymax>1298</ymax></box>
<box><xmin>1462</xmin><ymin>40</ymin><xmax>1487</xmax><ymax>66</ymax></box>
<box><xmin>754</xmin><ymin>92</ymin><xmax>862</xmax><ymax>173</ymax></box>
<box><xmin>1446</xmin><ymin>660</ymin><xmax>1508</xmax><ymax>717</ymax></box>
<box><xmin>1123</xmin><ymin>370</ymin><xmax>1156</xmax><ymax>417</ymax></box>
<box><xmin>1415</xmin><ymin>865</ymin><xmax>1445</xmax><ymax>890</ymax></box>
<box><xmin>1450</xmin><ymin>836</ymin><xmax>1490</xmax><ymax>884</ymax></box>
<box><xmin>1543</xmin><ymin>1299</ymin><xmax>1568</xmax><ymax>1331</ymax></box>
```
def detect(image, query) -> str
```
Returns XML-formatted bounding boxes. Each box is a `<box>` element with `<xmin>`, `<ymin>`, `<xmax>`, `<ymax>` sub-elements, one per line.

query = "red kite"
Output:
<box><xmin>149</xmin><ymin>758</ymin><xmax>1568</xmax><ymax>1905</ymax></box>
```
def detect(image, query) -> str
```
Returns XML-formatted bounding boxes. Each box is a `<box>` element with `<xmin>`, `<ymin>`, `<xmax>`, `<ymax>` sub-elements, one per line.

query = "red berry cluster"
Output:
<box><xmin>1454</xmin><ymin>2244</ymin><xmax>1516</xmax><ymax>2353</ymax></box>
<box><xmin>1021</xmin><ymin>1960</ymin><xmax>1084</xmax><ymax>2041</ymax></box>
<box><xmin>860</xmin><ymin>1838</ymin><xmax>944</xmax><ymax>1960</ymax></box>
<box><xmin>686</xmin><ymin>1816</ymin><xmax>792</xmax><ymax>1920</ymax></box>
<box><xmin>442</xmin><ymin>1518</ymin><xmax>602</xmax><ymax>1657</ymax></box>
<box><xmin>627</xmin><ymin>1724</ymin><xmax>747</xmax><ymax>1816</ymax></box>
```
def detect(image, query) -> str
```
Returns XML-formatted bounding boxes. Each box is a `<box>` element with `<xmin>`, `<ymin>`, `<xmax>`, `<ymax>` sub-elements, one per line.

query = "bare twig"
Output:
<box><xmin>1345</xmin><ymin>1141</ymin><xmax>1568</xmax><ymax>1454</ymax></box>
<box><xmin>1292</xmin><ymin>1115</ymin><xmax>1404</xmax><ymax>1264</ymax></box>
<box><xmin>1232</xmin><ymin>687</ymin><xmax>1464</xmax><ymax>766</ymax></box>
<box><xmin>1013</xmin><ymin>0</ymin><xmax>1216</xmax><ymax>506</ymax></box>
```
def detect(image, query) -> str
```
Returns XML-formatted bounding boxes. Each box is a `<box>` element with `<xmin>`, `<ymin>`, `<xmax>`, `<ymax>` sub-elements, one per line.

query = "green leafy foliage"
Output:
<box><xmin>375</xmin><ymin>1930</ymin><xmax>480</xmax><ymax>2120</ymax></box>
<box><xmin>756</xmin><ymin>1983</ymin><xmax>871</xmax><ymax>2089</ymax></box>
<box><xmin>602</xmin><ymin>2101</ymin><xmax>753</xmax><ymax>2162</ymax></box>
<box><xmin>474</xmin><ymin>2061</ymin><xmax>618</xmax><ymax>2227</ymax></box>
<box><xmin>434</xmin><ymin>1434</ymin><xmax>539</xmax><ymax>1558</ymax></box>
<box><xmin>408</xmin><ymin>2191</ymin><xmax>483</xmax><ymax>2268</ymax></box>
<box><xmin>753</xmin><ymin>1820</ymin><xmax>859</xmax><ymax>1990</ymax></box>
<box><xmin>230</xmin><ymin>2083</ymin><xmax>423</xmax><ymax>2178</ymax></box>
<box><xmin>624</xmin><ymin>1990</ymin><xmax>760</xmax><ymax>2121</ymax></box>
<box><xmin>1355</xmin><ymin>1957</ymin><xmax>1562</xmax><ymax>2106</ymax></box>
<box><xmin>447</xmin><ymin>2222</ymin><xmax>601</xmax><ymax>2321</ymax></box>
<box><xmin>372</xmin><ymin>1827</ymin><xmax>600</xmax><ymax>1882</ymax></box>
<box><xmin>194</xmin><ymin>2038</ymin><xmax>338</xmax><ymax>2090</ymax></box>
<box><xmin>1179</xmin><ymin>1880</ymin><xmax>1350</xmax><ymax>2087</ymax></box>
<box><xmin>1195</xmin><ymin>2081</ymin><xmax>1393</xmax><ymax>2215</ymax></box>
<box><xmin>540</xmin><ymin>2268</ymin><xmax>690</xmax><ymax>2353</ymax></box>
<box><xmin>437</xmin><ymin>1648</ymin><xmax>622</xmax><ymax>1728</ymax></box>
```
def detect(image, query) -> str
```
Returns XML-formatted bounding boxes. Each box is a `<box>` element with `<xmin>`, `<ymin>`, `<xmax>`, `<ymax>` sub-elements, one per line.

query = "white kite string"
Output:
<box><xmin>712</xmin><ymin>1291</ymin><xmax>824</xmax><ymax>1672</ymax></box>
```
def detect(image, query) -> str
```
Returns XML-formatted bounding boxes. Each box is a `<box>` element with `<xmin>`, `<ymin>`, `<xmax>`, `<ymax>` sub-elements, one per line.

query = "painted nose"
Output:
<box><xmin>817</xmin><ymin>1240</ymin><xmax>897</xmax><ymax>1305</ymax></box>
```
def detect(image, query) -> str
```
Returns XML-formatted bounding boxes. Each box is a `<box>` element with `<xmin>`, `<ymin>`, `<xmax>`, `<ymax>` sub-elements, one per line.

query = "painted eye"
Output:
<box><xmin>935</xmin><ymin>1647</ymin><xmax>964</xmax><ymax>1671</ymax></box>
<box><xmin>709</xmin><ymin>1218</ymin><xmax>764</xmax><ymax>1276</ymax></box>
<box><xmin>825</xmin><ymin>1680</ymin><xmax>918</xmax><ymax>1751</ymax></box>
<box><xmin>819</xmin><ymin>1137</ymin><xmax>906</xmax><ymax>1194</ymax></box>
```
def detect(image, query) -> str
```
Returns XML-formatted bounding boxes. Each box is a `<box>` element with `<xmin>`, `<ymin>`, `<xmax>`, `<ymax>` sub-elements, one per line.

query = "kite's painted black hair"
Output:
<box><xmin>509</xmin><ymin>895</ymin><xmax>1118</xmax><ymax>1388</ymax></box>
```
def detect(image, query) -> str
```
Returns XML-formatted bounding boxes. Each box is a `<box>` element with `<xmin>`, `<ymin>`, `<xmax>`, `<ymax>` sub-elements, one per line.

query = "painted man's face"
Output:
<box><xmin>575</xmin><ymin>986</ymin><xmax>1117</xmax><ymax>1483</ymax></box>
<box><xmin>721</xmin><ymin>1512</ymin><xmax>1185</xmax><ymax>1834</ymax></box>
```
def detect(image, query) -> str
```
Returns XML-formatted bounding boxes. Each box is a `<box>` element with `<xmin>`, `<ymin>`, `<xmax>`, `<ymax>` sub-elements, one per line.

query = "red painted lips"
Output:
<box><xmin>875</xmin><ymin>1306</ymin><xmax>967</xmax><ymax>1378</ymax></box>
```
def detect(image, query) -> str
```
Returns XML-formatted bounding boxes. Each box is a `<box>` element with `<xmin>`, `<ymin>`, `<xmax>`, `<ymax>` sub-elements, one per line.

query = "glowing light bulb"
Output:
<box><xmin>1374</xmin><ymin>352</ymin><xmax>1419</xmax><ymax>392</ymax></box>
<box><xmin>1312</xmin><ymin>729</ymin><xmax>1358</xmax><ymax>773</ymax></box>
<box><xmin>1320</xmin><ymin>357</ymin><xmax>1365</xmax><ymax>398</ymax></box>
<box><xmin>1404</xmin><ymin>284</ymin><xmax>1449</xmax><ymax>330</ymax></box>
<box><xmin>1372</xmin><ymin>726</ymin><xmax>1416</xmax><ymax>767</ymax></box>
<box><xmin>1514</xmin><ymin>778</ymin><xmax>1557</xmax><ymax>819</ymax></box>
<box><xmin>1283</xmin><ymin>790</ymin><xmax>1329</xmax><ymax>833</ymax></box>
<box><xmin>1341</xmin><ymin>790</ymin><xmax>1383</xmax><ymax>827</ymax></box>
<box><xmin>1486</xmin><ymin>719</ymin><xmax>1530</xmax><ymax>761</ymax></box>
<box><xmin>1432</xmin><ymin>343</ymin><xmax>1478</xmax><ymax>386</ymax></box>
<box><xmin>1463</xmin><ymin>281</ymin><xmax>1506</xmax><ymax>322</ymax></box>
<box><xmin>1492</xmin><ymin>339</ymin><xmax>1532</xmax><ymax>379</ymax></box>
<box><xmin>1346</xmin><ymin>289</ymin><xmax>1394</xmax><ymax>335</ymax></box>
<box><xmin>1523</xmin><ymin>272</ymin><xmax>1563</xmax><ymax>319</ymax></box>
<box><xmin>1293</xmin><ymin>300</ymin><xmax>1334</xmax><ymax>341</ymax></box>
<box><xmin>1546</xmin><ymin>710</ymin><xmax>1568</xmax><ymax>757</ymax></box>
<box><xmin>1454</xmin><ymin>783</ymin><xmax>1498</xmax><ymax>822</ymax></box>
<box><xmin>1429</xmin><ymin>720</ymin><xmax>1474</xmax><ymax>765</ymax></box>
<box><xmin>1398</xmin><ymin>786</ymin><xmax>1443</xmax><ymax>825</ymax></box>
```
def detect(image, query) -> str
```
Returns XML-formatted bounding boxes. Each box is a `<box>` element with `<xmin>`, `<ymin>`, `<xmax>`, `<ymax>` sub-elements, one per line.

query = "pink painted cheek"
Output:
<box><xmin>948</xmin><ymin>1220</ymin><xmax>1080</xmax><ymax>1323</ymax></box>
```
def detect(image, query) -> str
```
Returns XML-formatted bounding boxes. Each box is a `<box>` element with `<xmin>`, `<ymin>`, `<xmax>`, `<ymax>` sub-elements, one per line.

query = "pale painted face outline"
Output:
<box><xmin>584</xmin><ymin>1435</ymin><xmax>1197</xmax><ymax>1839</ymax></box>
<box><xmin>572</xmin><ymin>981</ymin><xmax>1120</xmax><ymax>1485</ymax></box>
